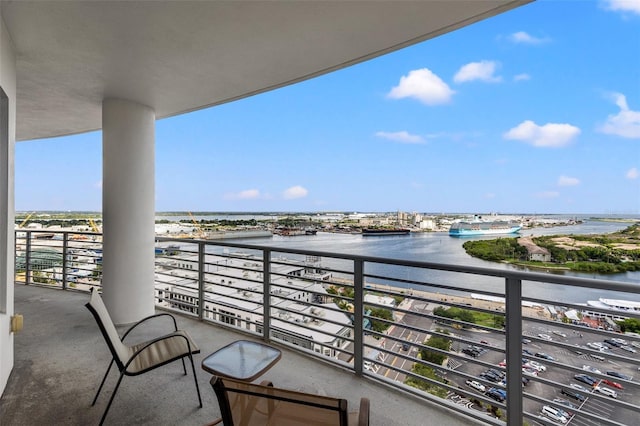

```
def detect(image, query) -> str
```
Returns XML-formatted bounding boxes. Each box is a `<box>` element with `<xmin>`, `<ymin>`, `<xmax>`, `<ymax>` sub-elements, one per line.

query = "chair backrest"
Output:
<box><xmin>85</xmin><ymin>287</ymin><xmax>130</xmax><ymax>368</ymax></box>
<box><xmin>211</xmin><ymin>376</ymin><xmax>349</xmax><ymax>426</ymax></box>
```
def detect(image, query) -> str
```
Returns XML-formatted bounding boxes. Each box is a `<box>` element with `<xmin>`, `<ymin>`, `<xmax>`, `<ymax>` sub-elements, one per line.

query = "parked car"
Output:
<box><xmin>538</xmin><ymin>333</ymin><xmax>553</xmax><ymax>341</ymax></box>
<box><xmin>602</xmin><ymin>379</ymin><xmax>624</xmax><ymax>390</ymax></box>
<box><xmin>574</xmin><ymin>374</ymin><xmax>597</xmax><ymax>386</ymax></box>
<box><xmin>527</xmin><ymin>360</ymin><xmax>547</xmax><ymax>372</ymax></box>
<box><xmin>541</xmin><ymin>406</ymin><xmax>567</xmax><ymax>424</ymax></box>
<box><xmin>535</xmin><ymin>352</ymin><xmax>555</xmax><ymax>361</ymax></box>
<box><xmin>621</xmin><ymin>345</ymin><xmax>637</xmax><ymax>353</ymax></box>
<box><xmin>486</xmin><ymin>388</ymin><xmax>505</xmax><ymax>402</ymax></box>
<box><xmin>553</xmin><ymin>398</ymin><xmax>576</xmax><ymax>410</ymax></box>
<box><xmin>570</xmin><ymin>383</ymin><xmax>589</xmax><ymax>392</ymax></box>
<box><xmin>595</xmin><ymin>386</ymin><xmax>618</xmax><ymax>398</ymax></box>
<box><xmin>604</xmin><ymin>338</ymin><xmax>622</xmax><ymax>347</ymax></box>
<box><xmin>561</xmin><ymin>388</ymin><xmax>586</xmax><ymax>402</ymax></box>
<box><xmin>465</xmin><ymin>380</ymin><xmax>485</xmax><ymax>392</ymax></box>
<box><xmin>582</xmin><ymin>365</ymin><xmax>602</xmax><ymax>374</ymax></box>
<box><xmin>607</xmin><ymin>371</ymin><xmax>632</xmax><ymax>381</ymax></box>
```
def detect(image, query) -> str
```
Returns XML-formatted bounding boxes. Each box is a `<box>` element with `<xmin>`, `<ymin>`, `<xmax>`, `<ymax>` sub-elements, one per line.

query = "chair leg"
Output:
<box><xmin>181</xmin><ymin>357</ymin><xmax>187</xmax><ymax>375</ymax></box>
<box><xmin>187</xmin><ymin>353</ymin><xmax>203</xmax><ymax>408</ymax></box>
<box><xmin>99</xmin><ymin>370</ymin><xmax>126</xmax><ymax>426</ymax></box>
<box><xmin>92</xmin><ymin>359</ymin><xmax>115</xmax><ymax>406</ymax></box>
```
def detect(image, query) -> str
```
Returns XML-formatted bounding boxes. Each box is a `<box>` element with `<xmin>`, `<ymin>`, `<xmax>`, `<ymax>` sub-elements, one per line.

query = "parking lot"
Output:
<box><xmin>442</xmin><ymin>322</ymin><xmax>639</xmax><ymax>425</ymax></box>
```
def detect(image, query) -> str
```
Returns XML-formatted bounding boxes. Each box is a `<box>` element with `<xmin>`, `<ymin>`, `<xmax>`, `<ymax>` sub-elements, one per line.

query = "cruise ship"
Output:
<box><xmin>449</xmin><ymin>216</ymin><xmax>522</xmax><ymax>236</ymax></box>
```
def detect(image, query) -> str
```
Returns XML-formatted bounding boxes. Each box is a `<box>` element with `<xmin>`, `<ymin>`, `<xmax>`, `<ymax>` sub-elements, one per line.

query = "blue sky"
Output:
<box><xmin>15</xmin><ymin>0</ymin><xmax>640</xmax><ymax>215</ymax></box>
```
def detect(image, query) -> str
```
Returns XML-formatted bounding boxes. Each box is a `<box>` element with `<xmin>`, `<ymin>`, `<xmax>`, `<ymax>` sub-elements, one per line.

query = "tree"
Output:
<box><xmin>617</xmin><ymin>317</ymin><xmax>640</xmax><ymax>333</ymax></box>
<box><xmin>419</xmin><ymin>330</ymin><xmax>452</xmax><ymax>366</ymax></box>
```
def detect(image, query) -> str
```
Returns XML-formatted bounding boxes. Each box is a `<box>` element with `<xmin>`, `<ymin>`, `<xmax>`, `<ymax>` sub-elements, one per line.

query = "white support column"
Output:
<box><xmin>102</xmin><ymin>98</ymin><xmax>155</xmax><ymax>324</ymax></box>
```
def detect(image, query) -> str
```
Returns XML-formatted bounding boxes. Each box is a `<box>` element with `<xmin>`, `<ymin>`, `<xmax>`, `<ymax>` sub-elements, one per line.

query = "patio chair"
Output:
<box><xmin>85</xmin><ymin>287</ymin><xmax>202</xmax><ymax>425</ymax></box>
<box><xmin>210</xmin><ymin>376</ymin><xmax>370</xmax><ymax>426</ymax></box>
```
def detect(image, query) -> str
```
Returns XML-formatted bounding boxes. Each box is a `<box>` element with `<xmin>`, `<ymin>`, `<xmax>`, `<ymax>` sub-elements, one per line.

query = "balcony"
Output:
<box><xmin>4</xmin><ymin>230</ymin><xmax>640</xmax><ymax>425</ymax></box>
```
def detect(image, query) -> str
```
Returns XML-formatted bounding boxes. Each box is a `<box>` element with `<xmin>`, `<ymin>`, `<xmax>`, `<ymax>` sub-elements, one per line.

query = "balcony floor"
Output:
<box><xmin>1</xmin><ymin>284</ymin><xmax>485</xmax><ymax>426</ymax></box>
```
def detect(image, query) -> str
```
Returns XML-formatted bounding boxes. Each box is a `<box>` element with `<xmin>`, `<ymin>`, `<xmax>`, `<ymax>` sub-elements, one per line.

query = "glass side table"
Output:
<box><xmin>201</xmin><ymin>340</ymin><xmax>282</xmax><ymax>382</ymax></box>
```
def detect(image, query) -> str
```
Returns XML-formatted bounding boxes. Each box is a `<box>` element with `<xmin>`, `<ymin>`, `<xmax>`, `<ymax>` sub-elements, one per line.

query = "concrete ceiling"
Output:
<box><xmin>1</xmin><ymin>1</ymin><xmax>531</xmax><ymax>142</ymax></box>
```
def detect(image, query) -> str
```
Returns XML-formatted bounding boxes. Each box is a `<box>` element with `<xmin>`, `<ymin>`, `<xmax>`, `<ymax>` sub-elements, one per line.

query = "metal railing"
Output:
<box><xmin>15</xmin><ymin>229</ymin><xmax>640</xmax><ymax>425</ymax></box>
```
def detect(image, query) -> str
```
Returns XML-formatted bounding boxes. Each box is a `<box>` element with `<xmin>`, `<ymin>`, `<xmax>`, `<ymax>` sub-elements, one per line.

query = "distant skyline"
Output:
<box><xmin>15</xmin><ymin>0</ymin><xmax>640</xmax><ymax>214</ymax></box>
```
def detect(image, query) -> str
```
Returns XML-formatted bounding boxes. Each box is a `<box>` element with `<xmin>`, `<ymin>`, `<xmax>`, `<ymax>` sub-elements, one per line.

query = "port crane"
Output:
<box><xmin>188</xmin><ymin>212</ymin><xmax>206</xmax><ymax>239</ymax></box>
<box><xmin>18</xmin><ymin>212</ymin><xmax>35</xmax><ymax>228</ymax></box>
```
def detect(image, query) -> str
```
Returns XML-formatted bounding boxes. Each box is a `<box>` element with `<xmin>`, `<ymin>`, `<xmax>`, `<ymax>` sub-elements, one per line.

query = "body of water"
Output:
<box><xmin>228</xmin><ymin>219</ymin><xmax>639</xmax><ymax>305</ymax></box>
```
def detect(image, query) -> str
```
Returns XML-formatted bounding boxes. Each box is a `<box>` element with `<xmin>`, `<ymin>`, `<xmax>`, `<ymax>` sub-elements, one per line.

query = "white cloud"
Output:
<box><xmin>508</xmin><ymin>31</ymin><xmax>551</xmax><ymax>45</ymax></box>
<box><xmin>94</xmin><ymin>180</ymin><xmax>102</xmax><ymax>189</ymax></box>
<box><xmin>558</xmin><ymin>175</ymin><xmax>580</xmax><ymax>186</ymax></box>
<box><xmin>627</xmin><ymin>167</ymin><xmax>639</xmax><ymax>179</ymax></box>
<box><xmin>387</xmin><ymin>68</ymin><xmax>455</xmax><ymax>105</ymax></box>
<box><xmin>224</xmin><ymin>189</ymin><xmax>261</xmax><ymax>200</ymax></box>
<box><xmin>602</xmin><ymin>0</ymin><xmax>640</xmax><ymax>15</ymax></box>
<box><xmin>484</xmin><ymin>193</ymin><xmax>496</xmax><ymax>199</ymax></box>
<box><xmin>454</xmin><ymin>61</ymin><xmax>502</xmax><ymax>83</ymax></box>
<box><xmin>598</xmin><ymin>92</ymin><xmax>640</xmax><ymax>138</ymax></box>
<box><xmin>283</xmin><ymin>185</ymin><xmax>308</xmax><ymax>200</ymax></box>
<box><xmin>536</xmin><ymin>191</ymin><xmax>560</xmax><ymax>199</ymax></box>
<box><xmin>375</xmin><ymin>131</ymin><xmax>425</xmax><ymax>144</ymax></box>
<box><xmin>503</xmin><ymin>120</ymin><xmax>581</xmax><ymax>147</ymax></box>
<box><xmin>513</xmin><ymin>73</ymin><xmax>531</xmax><ymax>82</ymax></box>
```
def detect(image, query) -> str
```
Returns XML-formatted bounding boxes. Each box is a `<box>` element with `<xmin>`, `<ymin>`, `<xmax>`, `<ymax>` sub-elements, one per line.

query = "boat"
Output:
<box><xmin>449</xmin><ymin>216</ymin><xmax>521</xmax><ymax>236</ymax></box>
<box><xmin>362</xmin><ymin>228</ymin><xmax>410</xmax><ymax>236</ymax></box>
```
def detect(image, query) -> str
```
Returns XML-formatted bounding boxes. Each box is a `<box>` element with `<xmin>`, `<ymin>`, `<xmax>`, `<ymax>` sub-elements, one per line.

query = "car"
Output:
<box><xmin>553</xmin><ymin>330</ymin><xmax>567</xmax><ymax>338</ymax></box>
<box><xmin>553</xmin><ymin>398</ymin><xmax>577</xmax><ymax>410</ymax></box>
<box><xmin>522</xmin><ymin>377</ymin><xmax>530</xmax><ymax>386</ymax></box>
<box><xmin>465</xmin><ymin>379</ymin><xmax>485</xmax><ymax>392</ymax></box>
<box><xmin>604</xmin><ymin>338</ymin><xmax>622</xmax><ymax>347</ymax></box>
<box><xmin>401</xmin><ymin>343</ymin><xmax>410</xmax><ymax>351</ymax></box>
<box><xmin>621</xmin><ymin>345</ymin><xmax>637</xmax><ymax>353</ymax></box>
<box><xmin>462</xmin><ymin>348</ymin><xmax>478</xmax><ymax>357</ymax></box>
<box><xmin>582</xmin><ymin>365</ymin><xmax>602</xmax><ymax>374</ymax></box>
<box><xmin>612</xmin><ymin>337</ymin><xmax>628</xmax><ymax>345</ymax></box>
<box><xmin>527</xmin><ymin>360</ymin><xmax>547</xmax><ymax>372</ymax></box>
<box><xmin>522</xmin><ymin>338</ymin><xmax>531</xmax><ymax>344</ymax></box>
<box><xmin>602</xmin><ymin>378</ymin><xmax>624</xmax><ymax>390</ymax></box>
<box><xmin>480</xmin><ymin>372</ymin><xmax>500</xmax><ymax>382</ymax></box>
<box><xmin>488</xmin><ymin>368</ymin><xmax>505</xmax><ymax>378</ymax></box>
<box><xmin>606</xmin><ymin>371</ymin><xmax>632</xmax><ymax>381</ymax></box>
<box><xmin>523</xmin><ymin>348</ymin><xmax>534</xmax><ymax>356</ymax></box>
<box><xmin>541</xmin><ymin>406</ymin><xmax>567</xmax><ymax>424</ymax></box>
<box><xmin>538</xmin><ymin>333</ymin><xmax>553</xmax><ymax>341</ymax></box>
<box><xmin>574</xmin><ymin>374</ymin><xmax>597</xmax><ymax>386</ymax></box>
<box><xmin>535</xmin><ymin>352</ymin><xmax>555</xmax><ymax>361</ymax></box>
<box><xmin>561</xmin><ymin>388</ymin><xmax>586</xmax><ymax>402</ymax></box>
<box><xmin>498</xmin><ymin>360</ymin><xmax>506</xmax><ymax>367</ymax></box>
<box><xmin>480</xmin><ymin>340</ymin><xmax>490</xmax><ymax>345</ymax></box>
<box><xmin>522</xmin><ymin>367</ymin><xmax>538</xmax><ymax>377</ymax></box>
<box><xmin>570</xmin><ymin>383</ymin><xmax>589</xmax><ymax>392</ymax></box>
<box><xmin>594</xmin><ymin>386</ymin><xmax>618</xmax><ymax>398</ymax></box>
<box><xmin>486</xmin><ymin>388</ymin><xmax>505</xmax><ymax>402</ymax></box>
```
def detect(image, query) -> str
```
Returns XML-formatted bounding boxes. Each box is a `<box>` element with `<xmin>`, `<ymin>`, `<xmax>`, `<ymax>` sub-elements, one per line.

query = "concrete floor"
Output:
<box><xmin>1</xmin><ymin>284</ymin><xmax>487</xmax><ymax>426</ymax></box>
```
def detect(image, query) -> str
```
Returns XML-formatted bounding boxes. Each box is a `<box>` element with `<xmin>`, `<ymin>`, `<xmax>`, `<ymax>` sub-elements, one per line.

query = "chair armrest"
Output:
<box><xmin>121</xmin><ymin>312</ymin><xmax>179</xmax><ymax>340</ymax></box>
<box><xmin>358</xmin><ymin>398</ymin><xmax>370</xmax><ymax>426</ymax></box>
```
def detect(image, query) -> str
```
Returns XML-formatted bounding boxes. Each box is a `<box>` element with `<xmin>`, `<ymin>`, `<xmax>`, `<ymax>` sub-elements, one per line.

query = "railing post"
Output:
<box><xmin>25</xmin><ymin>230</ymin><xmax>31</xmax><ymax>285</ymax></box>
<box><xmin>197</xmin><ymin>241</ymin><xmax>205</xmax><ymax>320</ymax></box>
<box><xmin>61</xmin><ymin>232</ymin><xmax>68</xmax><ymax>290</ymax></box>
<box><xmin>353</xmin><ymin>259</ymin><xmax>364</xmax><ymax>375</ymax></box>
<box><xmin>262</xmin><ymin>249</ymin><xmax>271</xmax><ymax>341</ymax></box>
<box><xmin>505</xmin><ymin>277</ymin><xmax>523</xmax><ymax>425</ymax></box>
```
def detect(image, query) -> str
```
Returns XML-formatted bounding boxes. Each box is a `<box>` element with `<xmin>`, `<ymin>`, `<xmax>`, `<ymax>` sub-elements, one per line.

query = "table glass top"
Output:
<box><xmin>202</xmin><ymin>340</ymin><xmax>282</xmax><ymax>381</ymax></box>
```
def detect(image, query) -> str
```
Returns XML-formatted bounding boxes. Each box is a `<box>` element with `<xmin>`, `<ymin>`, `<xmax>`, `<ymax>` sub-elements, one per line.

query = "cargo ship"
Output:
<box><xmin>449</xmin><ymin>217</ymin><xmax>521</xmax><ymax>236</ymax></box>
<box><xmin>362</xmin><ymin>228</ymin><xmax>410</xmax><ymax>236</ymax></box>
